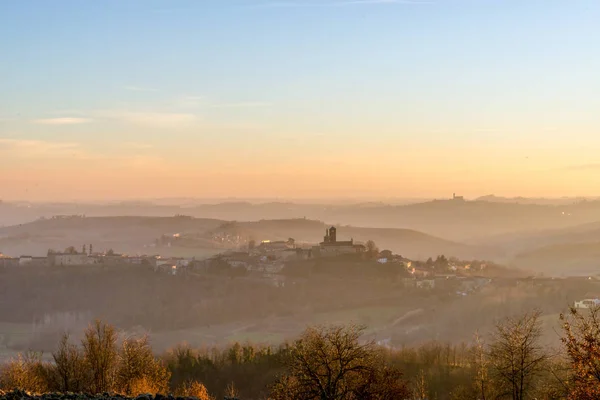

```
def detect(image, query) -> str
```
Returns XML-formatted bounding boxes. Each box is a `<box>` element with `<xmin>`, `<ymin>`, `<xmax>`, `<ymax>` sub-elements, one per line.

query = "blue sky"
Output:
<box><xmin>1</xmin><ymin>0</ymin><xmax>600</xmax><ymax>200</ymax></box>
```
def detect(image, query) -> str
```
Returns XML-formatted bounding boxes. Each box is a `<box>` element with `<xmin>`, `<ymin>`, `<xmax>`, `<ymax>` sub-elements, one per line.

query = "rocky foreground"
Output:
<box><xmin>0</xmin><ymin>392</ymin><xmax>234</xmax><ymax>400</ymax></box>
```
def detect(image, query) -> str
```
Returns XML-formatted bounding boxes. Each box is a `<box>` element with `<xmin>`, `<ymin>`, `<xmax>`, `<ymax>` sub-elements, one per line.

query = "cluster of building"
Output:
<box><xmin>0</xmin><ymin>226</ymin><xmax>498</xmax><ymax>295</ymax></box>
<box><xmin>0</xmin><ymin>246</ymin><xmax>189</xmax><ymax>275</ymax></box>
<box><xmin>402</xmin><ymin>274</ymin><xmax>492</xmax><ymax>294</ymax></box>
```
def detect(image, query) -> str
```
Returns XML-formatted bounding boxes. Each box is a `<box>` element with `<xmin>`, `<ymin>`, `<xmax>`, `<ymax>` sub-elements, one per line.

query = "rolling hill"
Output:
<box><xmin>513</xmin><ymin>241</ymin><xmax>600</xmax><ymax>276</ymax></box>
<box><xmin>0</xmin><ymin>216</ymin><xmax>495</xmax><ymax>261</ymax></box>
<box><xmin>0</xmin><ymin>216</ymin><xmax>225</xmax><ymax>257</ymax></box>
<box><xmin>6</xmin><ymin>198</ymin><xmax>600</xmax><ymax>242</ymax></box>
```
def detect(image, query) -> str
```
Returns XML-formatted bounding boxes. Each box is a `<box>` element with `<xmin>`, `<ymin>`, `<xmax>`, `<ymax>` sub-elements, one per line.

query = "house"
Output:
<box><xmin>100</xmin><ymin>253</ymin><xmax>127</xmax><ymax>265</ymax></box>
<box><xmin>574</xmin><ymin>299</ymin><xmax>600</xmax><ymax>309</ymax></box>
<box><xmin>0</xmin><ymin>257</ymin><xmax>19</xmax><ymax>268</ymax></box>
<box><xmin>31</xmin><ymin>257</ymin><xmax>49</xmax><ymax>267</ymax></box>
<box><xmin>452</xmin><ymin>193</ymin><xmax>465</xmax><ymax>201</ymax></box>
<box><xmin>312</xmin><ymin>227</ymin><xmax>366</xmax><ymax>257</ymax></box>
<box><xmin>51</xmin><ymin>253</ymin><xmax>92</xmax><ymax>266</ymax></box>
<box><xmin>155</xmin><ymin>258</ymin><xmax>170</xmax><ymax>267</ymax></box>
<box><xmin>228</xmin><ymin>259</ymin><xmax>250</xmax><ymax>269</ymax></box>
<box><xmin>17</xmin><ymin>255</ymin><xmax>48</xmax><ymax>266</ymax></box>
<box><xmin>402</xmin><ymin>278</ymin><xmax>416</xmax><ymax>288</ymax></box>
<box><xmin>416</xmin><ymin>279</ymin><xmax>436</xmax><ymax>289</ymax></box>
<box><xmin>218</xmin><ymin>252</ymin><xmax>253</xmax><ymax>269</ymax></box>
<box><xmin>19</xmin><ymin>256</ymin><xmax>33</xmax><ymax>266</ymax></box>
<box><xmin>412</xmin><ymin>268</ymin><xmax>431</xmax><ymax>278</ymax></box>
<box><xmin>259</xmin><ymin>239</ymin><xmax>296</xmax><ymax>252</ymax></box>
<box><xmin>127</xmin><ymin>256</ymin><xmax>144</xmax><ymax>265</ymax></box>
<box><xmin>154</xmin><ymin>263</ymin><xmax>179</xmax><ymax>275</ymax></box>
<box><xmin>458</xmin><ymin>276</ymin><xmax>492</xmax><ymax>292</ymax></box>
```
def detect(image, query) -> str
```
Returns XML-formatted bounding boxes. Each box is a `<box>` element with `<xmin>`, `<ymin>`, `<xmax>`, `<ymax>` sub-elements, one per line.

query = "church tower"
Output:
<box><xmin>329</xmin><ymin>226</ymin><xmax>337</xmax><ymax>243</ymax></box>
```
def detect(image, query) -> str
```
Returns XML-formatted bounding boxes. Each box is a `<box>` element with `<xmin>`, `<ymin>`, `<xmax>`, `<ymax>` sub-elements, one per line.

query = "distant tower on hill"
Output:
<box><xmin>323</xmin><ymin>226</ymin><xmax>337</xmax><ymax>243</ymax></box>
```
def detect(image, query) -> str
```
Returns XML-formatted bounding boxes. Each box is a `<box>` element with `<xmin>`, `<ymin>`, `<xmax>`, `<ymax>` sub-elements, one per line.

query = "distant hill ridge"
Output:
<box><xmin>6</xmin><ymin>198</ymin><xmax>600</xmax><ymax>246</ymax></box>
<box><xmin>0</xmin><ymin>216</ymin><xmax>494</xmax><ymax>261</ymax></box>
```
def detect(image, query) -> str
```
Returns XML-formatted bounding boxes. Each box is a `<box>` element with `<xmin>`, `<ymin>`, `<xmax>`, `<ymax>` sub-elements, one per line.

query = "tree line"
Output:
<box><xmin>1</xmin><ymin>306</ymin><xmax>600</xmax><ymax>399</ymax></box>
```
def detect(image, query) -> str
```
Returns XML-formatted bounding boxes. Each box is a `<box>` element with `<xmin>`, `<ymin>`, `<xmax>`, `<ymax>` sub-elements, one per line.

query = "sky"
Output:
<box><xmin>1</xmin><ymin>0</ymin><xmax>600</xmax><ymax>201</ymax></box>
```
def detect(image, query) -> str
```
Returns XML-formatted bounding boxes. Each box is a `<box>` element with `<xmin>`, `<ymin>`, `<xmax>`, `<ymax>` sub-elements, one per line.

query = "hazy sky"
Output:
<box><xmin>1</xmin><ymin>0</ymin><xmax>600</xmax><ymax>201</ymax></box>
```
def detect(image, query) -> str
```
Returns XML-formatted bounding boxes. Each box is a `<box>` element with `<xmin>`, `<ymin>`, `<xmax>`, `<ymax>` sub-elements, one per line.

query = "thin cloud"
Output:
<box><xmin>0</xmin><ymin>138</ymin><xmax>91</xmax><ymax>159</ymax></box>
<box><xmin>100</xmin><ymin>111</ymin><xmax>199</xmax><ymax>128</ymax></box>
<box><xmin>32</xmin><ymin>117</ymin><xmax>92</xmax><ymax>125</ymax></box>
<box><xmin>172</xmin><ymin>96</ymin><xmax>271</xmax><ymax>109</ymax></box>
<box><xmin>124</xmin><ymin>85</ymin><xmax>158</xmax><ymax>92</ymax></box>
<box><xmin>175</xmin><ymin>95</ymin><xmax>208</xmax><ymax>109</ymax></box>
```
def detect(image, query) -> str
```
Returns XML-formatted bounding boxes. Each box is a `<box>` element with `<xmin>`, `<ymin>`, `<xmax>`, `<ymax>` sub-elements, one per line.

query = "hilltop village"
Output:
<box><xmin>3</xmin><ymin>218</ymin><xmax>600</xmax><ymax>310</ymax></box>
<box><xmin>0</xmin><ymin>224</ymin><xmax>518</xmax><ymax>295</ymax></box>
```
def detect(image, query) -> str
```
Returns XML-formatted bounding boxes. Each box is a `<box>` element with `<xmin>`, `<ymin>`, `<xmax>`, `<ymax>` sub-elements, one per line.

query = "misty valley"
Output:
<box><xmin>1</xmin><ymin>198</ymin><xmax>600</xmax><ymax>398</ymax></box>
<box><xmin>3</xmin><ymin>0</ymin><xmax>600</xmax><ymax>397</ymax></box>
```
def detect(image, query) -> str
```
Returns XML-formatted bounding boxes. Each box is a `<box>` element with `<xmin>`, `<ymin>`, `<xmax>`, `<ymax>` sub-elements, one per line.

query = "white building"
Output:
<box><xmin>52</xmin><ymin>253</ymin><xmax>92</xmax><ymax>266</ymax></box>
<box><xmin>19</xmin><ymin>256</ymin><xmax>33</xmax><ymax>266</ymax></box>
<box><xmin>574</xmin><ymin>299</ymin><xmax>600</xmax><ymax>309</ymax></box>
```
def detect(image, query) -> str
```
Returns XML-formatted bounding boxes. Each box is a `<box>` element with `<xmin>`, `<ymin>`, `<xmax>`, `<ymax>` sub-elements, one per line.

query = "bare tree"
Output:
<box><xmin>489</xmin><ymin>311</ymin><xmax>547</xmax><ymax>400</ymax></box>
<box><xmin>52</xmin><ymin>333</ymin><xmax>86</xmax><ymax>392</ymax></box>
<box><xmin>270</xmin><ymin>324</ymin><xmax>410</xmax><ymax>400</ymax></box>
<box><xmin>81</xmin><ymin>320</ymin><xmax>118</xmax><ymax>393</ymax></box>
<box><xmin>471</xmin><ymin>331</ymin><xmax>492</xmax><ymax>400</ymax></box>
<box><xmin>560</xmin><ymin>305</ymin><xmax>600</xmax><ymax>400</ymax></box>
<box><xmin>412</xmin><ymin>369</ymin><xmax>428</xmax><ymax>400</ymax></box>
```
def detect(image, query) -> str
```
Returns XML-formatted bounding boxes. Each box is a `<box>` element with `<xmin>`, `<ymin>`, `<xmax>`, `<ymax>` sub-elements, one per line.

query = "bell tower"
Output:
<box><xmin>329</xmin><ymin>226</ymin><xmax>337</xmax><ymax>243</ymax></box>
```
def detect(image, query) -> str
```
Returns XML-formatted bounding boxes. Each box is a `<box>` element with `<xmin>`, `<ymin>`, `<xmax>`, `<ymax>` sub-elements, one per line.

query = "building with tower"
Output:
<box><xmin>312</xmin><ymin>226</ymin><xmax>365</xmax><ymax>257</ymax></box>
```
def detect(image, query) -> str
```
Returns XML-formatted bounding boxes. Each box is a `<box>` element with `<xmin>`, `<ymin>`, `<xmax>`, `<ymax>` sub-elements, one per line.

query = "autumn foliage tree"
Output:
<box><xmin>0</xmin><ymin>352</ymin><xmax>51</xmax><ymax>393</ymax></box>
<box><xmin>116</xmin><ymin>335</ymin><xmax>170</xmax><ymax>395</ymax></box>
<box><xmin>174</xmin><ymin>379</ymin><xmax>213</xmax><ymax>400</ymax></box>
<box><xmin>561</xmin><ymin>306</ymin><xmax>600</xmax><ymax>400</ymax></box>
